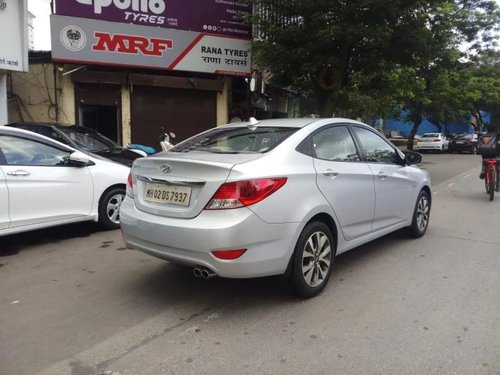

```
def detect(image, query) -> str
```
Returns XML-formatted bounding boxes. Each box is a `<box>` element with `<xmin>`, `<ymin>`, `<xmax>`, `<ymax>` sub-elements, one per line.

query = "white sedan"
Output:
<box><xmin>0</xmin><ymin>126</ymin><xmax>131</xmax><ymax>236</ymax></box>
<box><xmin>414</xmin><ymin>132</ymin><xmax>449</xmax><ymax>152</ymax></box>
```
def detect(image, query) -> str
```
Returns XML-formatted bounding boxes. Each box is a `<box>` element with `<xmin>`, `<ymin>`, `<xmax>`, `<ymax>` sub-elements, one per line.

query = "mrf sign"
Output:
<box><xmin>51</xmin><ymin>15</ymin><xmax>251</xmax><ymax>76</ymax></box>
<box><xmin>52</xmin><ymin>0</ymin><xmax>251</xmax><ymax>38</ymax></box>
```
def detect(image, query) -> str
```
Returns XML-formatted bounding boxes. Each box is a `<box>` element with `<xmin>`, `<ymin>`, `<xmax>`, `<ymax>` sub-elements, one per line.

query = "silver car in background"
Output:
<box><xmin>120</xmin><ymin>118</ymin><xmax>431</xmax><ymax>297</ymax></box>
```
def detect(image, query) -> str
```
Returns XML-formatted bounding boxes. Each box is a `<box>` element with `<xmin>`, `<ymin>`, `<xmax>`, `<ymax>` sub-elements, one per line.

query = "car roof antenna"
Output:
<box><xmin>248</xmin><ymin>117</ymin><xmax>260</xmax><ymax>128</ymax></box>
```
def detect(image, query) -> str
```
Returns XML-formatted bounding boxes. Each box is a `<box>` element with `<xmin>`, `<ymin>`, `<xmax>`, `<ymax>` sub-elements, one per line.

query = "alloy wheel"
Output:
<box><xmin>301</xmin><ymin>231</ymin><xmax>332</xmax><ymax>287</ymax></box>
<box><xmin>107</xmin><ymin>193</ymin><xmax>124</xmax><ymax>225</ymax></box>
<box><xmin>416</xmin><ymin>195</ymin><xmax>430</xmax><ymax>232</ymax></box>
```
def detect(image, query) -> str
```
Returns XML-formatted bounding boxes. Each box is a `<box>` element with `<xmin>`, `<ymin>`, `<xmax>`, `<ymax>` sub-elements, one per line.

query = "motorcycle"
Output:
<box><xmin>160</xmin><ymin>129</ymin><xmax>176</xmax><ymax>151</ymax></box>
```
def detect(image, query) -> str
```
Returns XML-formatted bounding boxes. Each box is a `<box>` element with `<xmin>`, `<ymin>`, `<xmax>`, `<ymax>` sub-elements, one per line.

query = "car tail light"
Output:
<box><xmin>126</xmin><ymin>172</ymin><xmax>134</xmax><ymax>198</ymax></box>
<box><xmin>205</xmin><ymin>178</ymin><xmax>287</xmax><ymax>210</ymax></box>
<box><xmin>212</xmin><ymin>249</ymin><xmax>247</xmax><ymax>260</ymax></box>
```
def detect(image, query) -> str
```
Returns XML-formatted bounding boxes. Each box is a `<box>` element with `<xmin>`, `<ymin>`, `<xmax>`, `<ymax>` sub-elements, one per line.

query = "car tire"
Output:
<box><xmin>98</xmin><ymin>187</ymin><xmax>125</xmax><ymax>230</ymax></box>
<box><xmin>290</xmin><ymin>221</ymin><xmax>335</xmax><ymax>298</ymax></box>
<box><xmin>407</xmin><ymin>190</ymin><xmax>431</xmax><ymax>238</ymax></box>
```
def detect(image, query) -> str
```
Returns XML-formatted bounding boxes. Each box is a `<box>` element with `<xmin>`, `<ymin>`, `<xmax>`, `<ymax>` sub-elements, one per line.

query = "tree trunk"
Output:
<box><xmin>407</xmin><ymin>115</ymin><xmax>422</xmax><ymax>151</ymax></box>
<box><xmin>318</xmin><ymin>90</ymin><xmax>340</xmax><ymax>118</ymax></box>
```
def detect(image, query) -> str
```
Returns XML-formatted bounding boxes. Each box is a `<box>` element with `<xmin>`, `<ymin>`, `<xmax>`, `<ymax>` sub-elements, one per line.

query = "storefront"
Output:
<box><xmin>49</xmin><ymin>0</ymin><xmax>252</xmax><ymax>147</ymax></box>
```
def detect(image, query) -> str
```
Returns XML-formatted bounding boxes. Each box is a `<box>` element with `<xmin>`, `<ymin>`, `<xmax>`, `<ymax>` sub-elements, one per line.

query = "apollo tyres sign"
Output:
<box><xmin>51</xmin><ymin>0</ymin><xmax>251</xmax><ymax>76</ymax></box>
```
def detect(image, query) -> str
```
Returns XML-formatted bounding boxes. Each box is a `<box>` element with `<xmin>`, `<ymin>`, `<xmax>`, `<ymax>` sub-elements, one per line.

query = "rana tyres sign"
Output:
<box><xmin>51</xmin><ymin>15</ymin><xmax>251</xmax><ymax>76</ymax></box>
<box><xmin>52</xmin><ymin>0</ymin><xmax>251</xmax><ymax>38</ymax></box>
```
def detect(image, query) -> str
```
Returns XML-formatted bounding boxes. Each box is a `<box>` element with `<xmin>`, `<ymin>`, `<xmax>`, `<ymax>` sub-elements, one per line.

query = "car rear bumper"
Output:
<box><xmin>120</xmin><ymin>198</ymin><xmax>301</xmax><ymax>278</ymax></box>
<box><xmin>415</xmin><ymin>144</ymin><xmax>445</xmax><ymax>150</ymax></box>
<box><xmin>449</xmin><ymin>144</ymin><xmax>474</xmax><ymax>152</ymax></box>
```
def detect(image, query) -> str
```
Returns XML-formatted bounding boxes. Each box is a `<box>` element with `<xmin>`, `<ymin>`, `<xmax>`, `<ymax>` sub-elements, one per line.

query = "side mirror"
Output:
<box><xmin>404</xmin><ymin>151</ymin><xmax>422</xmax><ymax>166</ymax></box>
<box><xmin>68</xmin><ymin>151</ymin><xmax>94</xmax><ymax>167</ymax></box>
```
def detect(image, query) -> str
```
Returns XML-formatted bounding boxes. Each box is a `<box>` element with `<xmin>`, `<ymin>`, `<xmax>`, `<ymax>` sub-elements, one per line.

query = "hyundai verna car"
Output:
<box><xmin>6</xmin><ymin>122</ymin><xmax>141</xmax><ymax>167</ymax></box>
<box><xmin>0</xmin><ymin>127</ymin><xmax>129</xmax><ymax>236</ymax></box>
<box><xmin>120</xmin><ymin>118</ymin><xmax>431</xmax><ymax>297</ymax></box>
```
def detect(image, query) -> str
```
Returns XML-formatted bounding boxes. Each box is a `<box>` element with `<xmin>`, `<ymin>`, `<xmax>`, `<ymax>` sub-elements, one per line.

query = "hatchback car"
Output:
<box><xmin>6</xmin><ymin>122</ymin><xmax>141</xmax><ymax>167</ymax></box>
<box><xmin>414</xmin><ymin>132</ymin><xmax>449</xmax><ymax>152</ymax></box>
<box><xmin>120</xmin><ymin>118</ymin><xmax>432</xmax><ymax>297</ymax></box>
<box><xmin>448</xmin><ymin>133</ymin><xmax>477</xmax><ymax>153</ymax></box>
<box><xmin>0</xmin><ymin>127</ymin><xmax>130</xmax><ymax>236</ymax></box>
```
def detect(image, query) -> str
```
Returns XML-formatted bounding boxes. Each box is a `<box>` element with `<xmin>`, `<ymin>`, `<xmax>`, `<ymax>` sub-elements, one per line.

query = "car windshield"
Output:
<box><xmin>422</xmin><ymin>133</ymin><xmax>440</xmax><ymax>138</ymax></box>
<box><xmin>58</xmin><ymin>127</ymin><xmax>119</xmax><ymax>153</ymax></box>
<box><xmin>171</xmin><ymin>126</ymin><xmax>298</xmax><ymax>154</ymax></box>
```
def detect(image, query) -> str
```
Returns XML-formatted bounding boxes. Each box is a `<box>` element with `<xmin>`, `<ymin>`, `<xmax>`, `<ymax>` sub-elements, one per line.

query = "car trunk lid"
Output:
<box><xmin>131</xmin><ymin>152</ymin><xmax>262</xmax><ymax>218</ymax></box>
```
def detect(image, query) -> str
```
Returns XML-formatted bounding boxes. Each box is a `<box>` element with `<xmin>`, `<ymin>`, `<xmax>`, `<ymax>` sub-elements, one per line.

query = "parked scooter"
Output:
<box><xmin>160</xmin><ymin>129</ymin><xmax>176</xmax><ymax>151</ymax></box>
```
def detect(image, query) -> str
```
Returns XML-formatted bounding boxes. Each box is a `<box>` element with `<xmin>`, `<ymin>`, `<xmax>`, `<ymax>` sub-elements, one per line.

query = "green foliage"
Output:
<box><xmin>249</xmin><ymin>0</ymin><xmax>500</xmax><ymax>124</ymax></box>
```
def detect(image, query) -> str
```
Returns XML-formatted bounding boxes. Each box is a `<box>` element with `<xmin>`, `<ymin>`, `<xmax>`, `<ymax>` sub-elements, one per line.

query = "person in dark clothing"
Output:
<box><xmin>478</xmin><ymin>123</ymin><xmax>500</xmax><ymax>191</ymax></box>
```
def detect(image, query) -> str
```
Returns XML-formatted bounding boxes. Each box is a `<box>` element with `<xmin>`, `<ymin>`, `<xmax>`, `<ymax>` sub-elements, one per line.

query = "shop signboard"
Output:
<box><xmin>52</xmin><ymin>0</ymin><xmax>251</xmax><ymax>38</ymax></box>
<box><xmin>51</xmin><ymin>15</ymin><xmax>251</xmax><ymax>76</ymax></box>
<box><xmin>0</xmin><ymin>0</ymin><xmax>29</xmax><ymax>72</ymax></box>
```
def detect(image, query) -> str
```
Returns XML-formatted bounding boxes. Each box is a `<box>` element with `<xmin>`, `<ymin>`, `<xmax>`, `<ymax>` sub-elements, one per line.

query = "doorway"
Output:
<box><xmin>79</xmin><ymin>104</ymin><xmax>119</xmax><ymax>143</ymax></box>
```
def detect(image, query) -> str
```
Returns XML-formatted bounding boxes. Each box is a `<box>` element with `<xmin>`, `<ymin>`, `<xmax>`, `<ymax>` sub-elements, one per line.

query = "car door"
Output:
<box><xmin>351</xmin><ymin>126</ymin><xmax>415</xmax><ymax>231</ymax></box>
<box><xmin>0</xmin><ymin>133</ymin><xmax>94</xmax><ymax>228</ymax></box>
<box><xmin>311</xmin><ymin>125</ymin><xmax>376</xmax><ymax>240</ymax></box>
<box><xmin>0</xmin><ymin>160</ymin><xmax>9</xmax><ymax>230</ymax></box>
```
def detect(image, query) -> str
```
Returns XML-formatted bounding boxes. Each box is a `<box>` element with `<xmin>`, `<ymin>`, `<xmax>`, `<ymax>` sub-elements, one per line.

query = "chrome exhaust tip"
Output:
<box><xmin>193</xmin><ymin>267</ymin><xmax>202</xmax><ymax>278</ymax></box>
<box><xmin>201</xmin><ymin>268</ymin><xmax>216</xmax><ymax>279</ymax></box>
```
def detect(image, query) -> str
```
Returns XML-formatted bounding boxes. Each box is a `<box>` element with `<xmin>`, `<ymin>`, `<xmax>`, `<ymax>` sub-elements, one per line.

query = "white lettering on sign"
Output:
<box><xmin>92</xmin><ymin>32</ymin><xmax>173</xmax><ymax>56</ymax></box>
<box><xmin>75</xmin><ymin>0</ymin><xmax>165</xmax><ymax>15</ymax></box>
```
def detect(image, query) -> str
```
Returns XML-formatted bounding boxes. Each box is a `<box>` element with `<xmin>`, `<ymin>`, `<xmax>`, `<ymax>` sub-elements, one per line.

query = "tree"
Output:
<box><xmin>249</xmin><ymin>0</ymin><xmax>500</xmax><ymax>130</ymax></box>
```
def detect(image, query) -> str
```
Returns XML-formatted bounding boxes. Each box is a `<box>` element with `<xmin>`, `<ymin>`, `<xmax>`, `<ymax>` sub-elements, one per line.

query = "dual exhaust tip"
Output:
<box><xmin>193</xmin><ymin>266</ymin><xmax>217</xmax><ymax>279</ymax></box>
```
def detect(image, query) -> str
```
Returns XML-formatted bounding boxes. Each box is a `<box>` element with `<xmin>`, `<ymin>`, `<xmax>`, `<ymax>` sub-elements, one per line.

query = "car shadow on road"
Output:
<box><xmin>120</xmin><ymin>230</ymin><xmax>410</xmax><ymax>310</ymax></box>
<box><xmin>1</xmin><ymin>222</ymin><xmax>106</xmax><ymax>257</ymax></box>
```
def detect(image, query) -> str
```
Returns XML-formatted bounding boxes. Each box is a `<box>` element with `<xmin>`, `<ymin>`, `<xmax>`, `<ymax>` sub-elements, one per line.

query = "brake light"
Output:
<box><xmin>205</xmin><ymin>178</ymin><xmax>287</xmax><ymax>210</ymax></box>
<box><xmin>212</xmin><ymin>249</ymin><xmax>247</xmax><ymax>260</ymax></box>
<box><xmin>126</xmin><ymin>172</ymin><xmax>134</xmax><ymax>198</ymax></box>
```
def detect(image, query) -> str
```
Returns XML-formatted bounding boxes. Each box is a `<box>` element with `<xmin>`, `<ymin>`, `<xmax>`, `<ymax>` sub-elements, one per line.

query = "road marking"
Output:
<box><xmin>447</xmin><ymin>183</ymin><xmax>455</xmax><ymax>187</ymax></box>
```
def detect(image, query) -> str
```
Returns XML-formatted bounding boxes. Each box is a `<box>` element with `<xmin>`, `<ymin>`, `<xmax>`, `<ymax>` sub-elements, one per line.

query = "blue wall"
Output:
<box><xmin>383</xmin><ymin>111</ymin><xmax>490</xmax><ymax>136</ymax></box>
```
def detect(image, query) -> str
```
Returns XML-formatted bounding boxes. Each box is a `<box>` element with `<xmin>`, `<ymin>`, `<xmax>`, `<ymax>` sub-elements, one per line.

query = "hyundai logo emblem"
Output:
<box><xmin>161</xmin><ymin>164</ymin><xmax>173</xmax><ymax>173</ymax></box>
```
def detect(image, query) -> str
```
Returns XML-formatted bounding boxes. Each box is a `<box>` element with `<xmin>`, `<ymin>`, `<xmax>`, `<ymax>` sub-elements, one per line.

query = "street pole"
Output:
<box><xmin>0</xmin><ymin>72</ymin><xmax>7</xmax><ymax>125</ymax></box>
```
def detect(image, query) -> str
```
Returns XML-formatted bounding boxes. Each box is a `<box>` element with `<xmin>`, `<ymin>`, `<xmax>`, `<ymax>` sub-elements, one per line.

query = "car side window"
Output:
<box><xmin>0</xmin><ymin>135</ymin><xmax>70</xmax><ymax>166</ymax></box>
<box><xmin>352</xmin><ymin>127</ymin><xmax>401</xmax><ymax>164</ymax></box>
<box><xmin>312</xmin><ymin>126</ymin><xmax>360</xmax><ymax>161</ymax></box>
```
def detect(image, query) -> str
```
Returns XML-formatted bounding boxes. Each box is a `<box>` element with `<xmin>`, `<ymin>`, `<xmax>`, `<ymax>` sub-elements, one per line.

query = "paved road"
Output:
<box><xmin>2</xmin><ymin>153</ymin><xmax>499</xmax><ymax>375</ymax></box>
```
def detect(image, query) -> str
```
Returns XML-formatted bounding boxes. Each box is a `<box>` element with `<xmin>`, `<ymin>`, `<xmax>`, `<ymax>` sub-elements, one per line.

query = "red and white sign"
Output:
<box><xmin>51</xmin><ymin>15</ymin><xmax>251</xmax><ymax>76</ymax></box>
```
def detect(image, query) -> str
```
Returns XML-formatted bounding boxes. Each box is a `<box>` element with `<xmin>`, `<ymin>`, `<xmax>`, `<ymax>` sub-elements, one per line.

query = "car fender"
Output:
<box><xmin>86</xmin><ymin>158</ymin><xmax>130</xmax><ymax>217</ymax></box>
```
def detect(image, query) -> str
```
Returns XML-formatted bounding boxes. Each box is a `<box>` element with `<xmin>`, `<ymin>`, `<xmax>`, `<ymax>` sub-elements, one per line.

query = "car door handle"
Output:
<box><xmin>323</xmin><ymin>170</ymin><xmax>339</xmax><ymax>177</ymax></box>
<box><xmin>377</xmin><ymin>172</ymin><xmax>387</xmax><ymax>180</ymax></box>
<box><xmin>7</xmin><ymin>170</ymin><xmax>30</xmax><ymax>177</ymax></box>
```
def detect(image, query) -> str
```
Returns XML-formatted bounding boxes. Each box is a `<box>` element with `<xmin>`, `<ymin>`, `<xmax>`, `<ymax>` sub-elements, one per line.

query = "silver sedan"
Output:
<box><xmin>120</xmin><ymin>118</ymin><xmax>431</xmax><ymax>297</ymax></box>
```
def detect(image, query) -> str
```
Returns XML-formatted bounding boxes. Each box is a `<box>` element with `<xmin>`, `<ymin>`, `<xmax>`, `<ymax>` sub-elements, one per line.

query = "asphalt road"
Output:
<box><xmin>2</xmin><ymin>152</ymin><xmax>499</xmax><ymax>375</ymax></box>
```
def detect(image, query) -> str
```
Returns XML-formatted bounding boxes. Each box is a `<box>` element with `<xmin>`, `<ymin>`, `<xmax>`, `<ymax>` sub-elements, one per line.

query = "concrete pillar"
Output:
<box><xmin>121</xmin><ymin>85</ymin><xmax>132</xmax><ymax>145</ymax></box>
<box><xmin>216</xmin><ymin>77</ymin><xmax>231</xmax><ymax>126</ymax></box>
<box><xmin>0</xmin><ymin>72</ymin><xmax>7</xmax><ymax>125</ymax></box>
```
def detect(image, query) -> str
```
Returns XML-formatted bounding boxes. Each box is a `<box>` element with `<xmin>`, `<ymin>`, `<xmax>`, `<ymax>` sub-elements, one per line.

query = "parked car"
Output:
<box><xmin>120</xmin><ymin>118</ymin><xmax>432</xmax><ymax>297</ymax></box>
<box><xmin>414</xmin><ymin>132</ymin><xmax>449</xmax><ymax>152</ymax></box>
<box><xmin>448</xmin><ymin>133</ymin><xmax>477</xmax><ymax>154</ymax></box>
<box><xmin>0</xmin><ymin>126</ymin><xmax>130</xmax><ymax>236</ymax></box>
<box><xmin>6</xmin><ymin>122</ymin><xmax>142</xmax><ymax>167</ymax></box>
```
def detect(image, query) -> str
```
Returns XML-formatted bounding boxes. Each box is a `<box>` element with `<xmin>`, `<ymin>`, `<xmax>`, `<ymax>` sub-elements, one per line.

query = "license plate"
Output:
<box><xmin>456</xmin><ymin>141</ymin><xmax>464</xmax><ymax>144</ymax></box>
<box><xmin>144</xmin><ymin>183</ymin><xmax>191</xmax><ymax>206</ymax></box>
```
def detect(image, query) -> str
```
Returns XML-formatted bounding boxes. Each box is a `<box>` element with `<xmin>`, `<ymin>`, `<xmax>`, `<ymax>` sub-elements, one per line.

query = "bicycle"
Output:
<box><xmin>484</xmin><ymin>157</ymin><xmax>499</xmax><ymax>201</ymax></box>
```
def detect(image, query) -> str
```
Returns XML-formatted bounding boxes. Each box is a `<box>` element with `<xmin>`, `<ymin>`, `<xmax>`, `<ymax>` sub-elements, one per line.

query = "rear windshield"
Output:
<box><xmin>58</xmin><ymin>127</ymin><xmax>119</xmax><ymax>153</ymax></box>
<box><xmin>171</xmin><ymin>126</ymin><xmax>298</xmax><ymax>154</ymax></box>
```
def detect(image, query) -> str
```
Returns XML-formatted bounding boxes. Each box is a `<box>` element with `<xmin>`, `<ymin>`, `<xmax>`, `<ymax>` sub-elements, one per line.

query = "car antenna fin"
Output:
<box><xmin>247</xmin><ymin>117</ymin><xmax>260</xmax><ymax>129</ymax></box>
